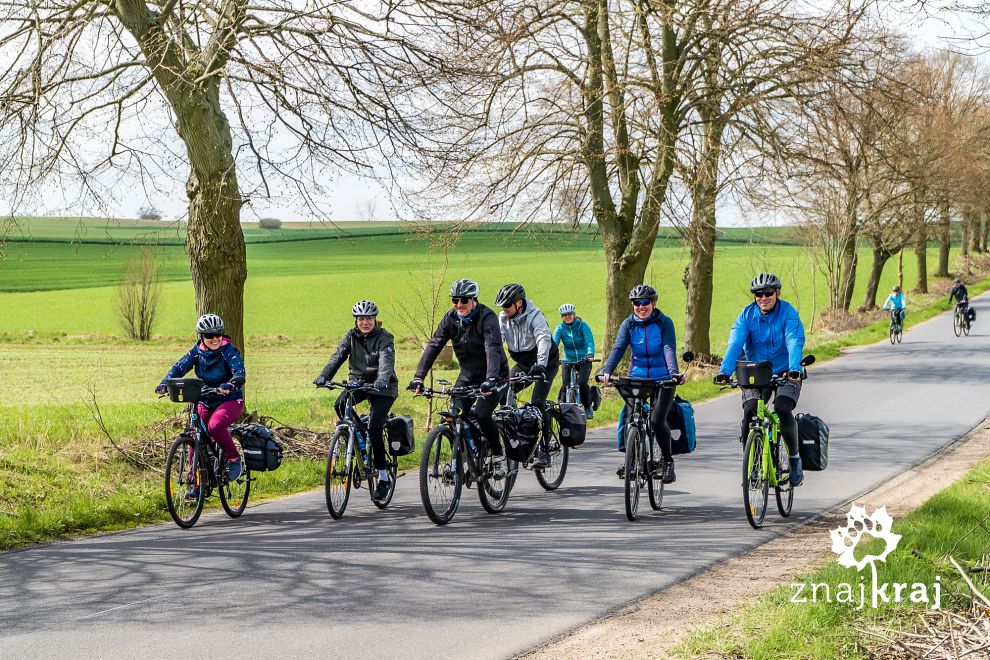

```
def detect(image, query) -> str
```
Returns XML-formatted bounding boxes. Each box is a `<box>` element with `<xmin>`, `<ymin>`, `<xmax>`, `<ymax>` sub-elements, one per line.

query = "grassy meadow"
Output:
<box><xmin>0</xmin><ymin>217</ymin><xmax>979</xmax><ymax>547</ymax></box>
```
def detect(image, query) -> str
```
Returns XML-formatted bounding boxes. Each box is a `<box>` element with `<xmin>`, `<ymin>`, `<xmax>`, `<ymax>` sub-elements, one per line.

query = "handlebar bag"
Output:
<box><xmin>231</xmin><ymin>423</ymin><xmax>283</xmax><ymax>471</ymax></box>
<box><xmin>796</xmin><ymin>413</ymin><xmax>829</xmax><ymax>471</ymax></box>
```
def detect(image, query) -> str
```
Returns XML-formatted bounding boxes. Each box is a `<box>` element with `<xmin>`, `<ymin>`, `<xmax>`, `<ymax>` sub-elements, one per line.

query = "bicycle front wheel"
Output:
<box><xmin>774</xmin><ymin>440</ymin><xmax>793</xmax><ymax>518</ymax></box>
<box><xmin>889</xmin><ymin>321</ymin><xmax>896</xmax><ymax>344</ymax></box>
<box><xmin>325</xmin><ymin>429</ymin><xmax>352</xmax><ymax>519</ymax></box>
<box><xmin>420</xmin><ymin>427</ymin><xmax>462</xmax><ymax>525</ymax></box>
<box><xmin>479</xmin><ymin>450</ymin><xmax>514</xmax><ymax>514</ymax></box>
<box><xmin>954</xmin><ymin>312</ymin><xmax>962</xmax><ymax>337</ymax></box>
<box><xmin>648</xmin><ymin>432</ymin><xmax>664</xmax><ymax>511</ymax></box>
<box><xmin>535</xmin><ymin>412</ymin><xmax>569</xmax><ymax>491</ymax></box>
<box><xmin>624</xmin><ymin>426</ymin><xmax>643</xmax><ymax>521</ymax></box>
<box><xmin>896</xmin><ymin>323</ymin><xmax>903</xmax><ymax>343</ymax></box>
<box><xmin>743</xmin><ymin>429</ymin><xmax>769</xmax><ymax>528</ymax></box>
<box><xmin>165</xmin><ymin>436</ymin><xmax>205</xmax><ymax>528</ymax></box>
<box><xmin>370</xmin><ymin>454</ymin><xmax>398</xmax><ymax>510</ymax></box>
<box><xmin>219</xmin><ymin>439</ymin><xmax>251</xmax><ymax>518</ymax></box>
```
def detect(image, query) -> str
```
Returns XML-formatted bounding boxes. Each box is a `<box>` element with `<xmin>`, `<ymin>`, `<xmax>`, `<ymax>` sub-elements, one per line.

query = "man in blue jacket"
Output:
<box><xmin>715</xmin><ymin>273</ymin><xmax>807</xmax><ymax>486</ymax></box>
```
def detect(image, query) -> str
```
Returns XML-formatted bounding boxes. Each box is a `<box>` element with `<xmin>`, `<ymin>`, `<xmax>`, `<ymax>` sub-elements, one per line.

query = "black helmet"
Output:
<box><xmin>628</xmin><ymin>284</ymin><xmax>658</xmax><ymax>302</ymax></box>
<box><xmin>750</xmin><ymin>273</ymin><xmax>782</xmax><ymax>292</ymax></box>
<box><xmin>352</xmin><ymin>300</ymin><xmax>379</xmax><ymax>317</ymax></box>
<box><xmin>892</xmin><ymin>285</ymin><xmax>901</xmax><ymax>293</ymax></box>
<box><xmin>495</xmin><ymin>283</ymin><xmax>526</xmax><ymax>307</ymax></box>
<box><xmin>450</xmin><ymin>279</ymin><xmax>480</xmax><ymax>299</ymax></box>
<box><xmin>196</xmin><ymin>314</ymin><xmax>224</xmax><ymax>335</ymax></box>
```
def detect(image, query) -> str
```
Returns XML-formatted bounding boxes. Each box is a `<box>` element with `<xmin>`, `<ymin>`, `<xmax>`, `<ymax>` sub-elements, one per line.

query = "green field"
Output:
<box><xmin>0</xmin><ymin>217</ymin><xmax>973</xmax><ymax>547</ymax></box>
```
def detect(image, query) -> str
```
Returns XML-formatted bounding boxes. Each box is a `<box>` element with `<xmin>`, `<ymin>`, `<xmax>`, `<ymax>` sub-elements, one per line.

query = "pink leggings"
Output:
<box><xmin>197</xmin><ymin>400</ymin><xmax>244</xmax><ymax>460</ymax></box>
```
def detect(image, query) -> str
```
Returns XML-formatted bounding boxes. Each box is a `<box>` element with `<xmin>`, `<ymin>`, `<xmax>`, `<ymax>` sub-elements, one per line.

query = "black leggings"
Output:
<box><xmin>560</xmin><ymin>361</ymin><xmax>592</xmax><ymax>408</ymax></box>
<box><xmin>335</xmin><ymin>390</ymin><xmax>395</xmax><ymax>470</ymax></box>
<box><xmin>455</xmin><ymin>390</ymin><xmax>503</xmax><ymax>457</ymax></box>
<box><xmin>630</xmin><ymin>387</ymin><xmax>676</xmax><ymax>460</ymax></box>
<box><xmin>742</xmin><ymin>395</ymin><xmax>798</xmax><ymax>456</ymax></box>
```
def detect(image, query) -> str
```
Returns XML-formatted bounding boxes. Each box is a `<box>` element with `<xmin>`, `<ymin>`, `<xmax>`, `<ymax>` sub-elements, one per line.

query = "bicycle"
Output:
<box><xmin>319</xmin><ymin>381</ymin><xmax>399</xmax><ymax>519</ymax></box>
<box><xmin>953</xmin><ymin>302</ymin><xmax>971</xmax><ymax>337</ymax></box>
<box><xmin>887</xmin><ymin>308</ymin><xmax>903</xmax><ymax>344</ymax></box>
<box><xmin>162</xmin><ymin>378</ymin><xmax>250</xmax><ymax>529</ymax></box>
<box><xmin>415</xmin><ymin>380</ymin><xmax>518</xmax><ymax>525</ymax></box>
<box><xmin>560</xmin><ymin>358</ymin><xmax>601</xmax><ymax>407</ymax></box>
<box><xmin>722</xmin><ymin>355</ymin><xmax>814</xmax><ymax>529</ymax></box>
<box><xmin>497</xmin><ymin>373</ymin><xmax>568</xmax><ymax>491</ymax></box>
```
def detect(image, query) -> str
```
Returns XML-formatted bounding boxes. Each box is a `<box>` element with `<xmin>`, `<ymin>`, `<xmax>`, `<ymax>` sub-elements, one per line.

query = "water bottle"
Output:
<box><xmin>356</xmin><ymin>429</ymin><xmax>367</xmax><ymax>452</ymax></box>
<box><xmin>463</xmin><ymin>425</ymin><xmax>479</xmax><ymax>456</ymax></box>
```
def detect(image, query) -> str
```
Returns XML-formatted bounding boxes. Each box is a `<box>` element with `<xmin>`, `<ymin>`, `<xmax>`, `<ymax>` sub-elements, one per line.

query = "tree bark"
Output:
<box><xmin>861</xmin><ymin>241</ymin><xmax>896</xmax><ymax>310</ymax></box>
<box><xmin>935</xmin><ymin>200</ymin><xmax>950</xmax><ymax>277</ymax></box>
<box><xmin>914</xmin><ymin>220</ymin><xmax>928</xmax><ymax>294</ymax></box>
<box><xmin>838</xmin><ymin>233</ymin><xmax>858</xmax><ymax>312</ymax></box>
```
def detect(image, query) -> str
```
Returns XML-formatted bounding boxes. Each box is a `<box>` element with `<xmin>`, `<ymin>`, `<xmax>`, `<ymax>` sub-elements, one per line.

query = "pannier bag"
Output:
<box><xmin>500</xmin><ymin>405</ymin><xmax>543</xmax><ymax>462</ymax></box>
<box><xmin>166</xmin><ymin>377</ymin><xmax>204</xmax><ymax>403</ymax></box>
<box><xmin>231</xmin><ymin>423</ymin><xmax>283</xmax><ymax>471</ymax></box>
<box><xmin>667</xmin><ymin>396</ymin><xmax>697</xmax><ymax>455</ymax></box>
<box><xmin>556</xmin><ymin>402</ymin><xmax>587</xmax><ymax>447</ymax></box>
<box><xmin>589</xmin><ymin>385</ymin><xmax>602</xmax><ymax>411</ymax></box>
<box><xmin>734</xmin><ymin>361</ymin><xmax>773</xmax><ymax>388</ymax></box>
<box><xmin>968</xmin><ymin>307</ymin><xmax>977</xmax><ymax>322</ymax></box>
<box><xmin>385</xmin><ymin>415</ymin><xmax>416</xmax><ymax>457</ymax></box>
<box><xmin>796</xmin><ymin>413</ymin><xmax>829</xmax><ymax>471</ymax></box>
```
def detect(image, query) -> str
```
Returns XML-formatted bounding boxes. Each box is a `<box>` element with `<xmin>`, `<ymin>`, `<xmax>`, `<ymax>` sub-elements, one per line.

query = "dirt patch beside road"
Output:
<box><xmin>522</xmin><ymin>422</ymin><xmax>990</xmax><ymax>660</ymax></box>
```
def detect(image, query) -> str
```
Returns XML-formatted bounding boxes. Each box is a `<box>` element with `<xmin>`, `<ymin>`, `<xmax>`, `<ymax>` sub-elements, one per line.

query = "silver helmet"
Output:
<box><xmin>352</xmin><ymin>300</ymin><xmax>379</xmax><ymax>317</ymax></box>
<box><xmin>195</xmin><ymin>313</ymin><xmax>224</xmax><ymax>335</ymax></box>
<box><xmin>749</xmin><ymin>273</ymin><xmax>782</xmax><ymax>293</ymax></box>
<box><xmin>450</xmin><ymin>279</ymin><xmax>480</xmax><ymax>299</ymax></box>
<box><xmin>558</xmin><ymin>303</ymin><xmax>576</xmax><ymax>316</ymax></box>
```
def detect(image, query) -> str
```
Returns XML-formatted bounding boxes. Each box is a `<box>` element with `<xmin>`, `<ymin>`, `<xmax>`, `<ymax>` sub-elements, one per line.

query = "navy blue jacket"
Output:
<box><xmin>603</xmin><ymin>310</ymin><xmax>678</xmax><ymax>380</ymax></box>
<box><xmin>161</xmin><ymin>337</ymin><xmax>246</xmax><ymax>408</ymax></box>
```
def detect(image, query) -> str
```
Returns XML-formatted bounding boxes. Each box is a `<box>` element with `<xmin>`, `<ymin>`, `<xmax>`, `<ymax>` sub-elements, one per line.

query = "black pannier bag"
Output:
<box><xmin>500</xmin><ymin>405</ymin><xmax>542</xmax><ymax>462</ymax></box>
<box><xmin>231</xmin><ymin>423</ymin><xmax>283</xmax><ymax>471</ymax></box>
<box><xmin>968</xmin><ymin>307</ymin><xmax>977</xmax><ymax>322</ymax></box>
<box><xmin>589</xmin><ymin>385</ymin><xmax>602</xmax><ymax>411</ymax></box>
<box><xmin>556</xmin><ymin>402</ymin><xmax>587</xmax><ymax>447</ymax></box>
<box><xmin>796</xmin><ymin>413</ymin><xmax>829</xmax><ymax>471</ymax></box>
<box><xmin>385</xmin><ymin>415</ymin><xmax>415</xmax><ymax>457</ymax></box>
<box><xmin>735</xmin><ymin>361</ymin><xmax>773</xmax><ymax>388</ymax></box>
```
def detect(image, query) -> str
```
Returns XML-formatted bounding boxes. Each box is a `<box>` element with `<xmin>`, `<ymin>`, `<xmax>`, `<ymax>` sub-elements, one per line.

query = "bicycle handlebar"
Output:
<box><xmin>317</xmin><ymin>380</ymin><xmax>377</xmax><ymax>393</ymax></box>
<box><xmin>561</xmin><ymin>358</ymin><xmax>601</xmax><ymax>366</ymax></box>
<box><xmin>597</xmin><ymin>374</ymin><xmax>685</xmax><ymax>388</ymax></box>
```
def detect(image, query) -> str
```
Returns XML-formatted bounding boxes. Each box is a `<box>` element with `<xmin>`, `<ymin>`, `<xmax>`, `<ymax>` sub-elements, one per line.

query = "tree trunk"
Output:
<box><xmin>602</xmin><ymin>237</ymin><xmax>653</xmax><ymax>353</ymax></box>
<box><xmin>838</xmin><ymin>233</ymin><xmax>858</xmax><ymax>312</ymax></box>
<box><xmin>861</xmin><ymin>242</ymin><xmax>894</xmax><ymax>310</ymax></box>
<box><xmin>979</xmin><ymin>213</ymin><xmax>988</xmax><ymax>253</ymax></box>
<box><xmin>961</xmin><ymin>216</ymin><xmax>970</xmax><ymax>258</ymax></box>
<box><xmin>935</xmin><ymin>201</ymin><xmax>950</xmax><ymax>277</ymax></box>
<box><xmin>914</xmin><ymin>220</ymin><xmax>928</xmax><ymax>294</ymax></box>
<box><xmin>983</xmin><ymin>211</ymin><xmax>990</xmax><ymax>253</ymax></box>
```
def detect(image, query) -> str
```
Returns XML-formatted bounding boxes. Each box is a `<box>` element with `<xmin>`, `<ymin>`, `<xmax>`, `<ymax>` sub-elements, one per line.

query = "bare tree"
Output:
<box><xmin>115</xmin><ymin>247</ymin><xmax>161</xmax><ymax>340</ymax></box>
<box><xmin>1</xmin><ymin>0</ymin><xmax>435</xmax><ymax>349</ymax></box>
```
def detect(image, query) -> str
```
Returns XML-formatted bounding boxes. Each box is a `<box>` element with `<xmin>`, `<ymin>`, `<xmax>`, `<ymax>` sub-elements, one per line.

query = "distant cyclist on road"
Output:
<box><xmin>714</xmin><ymin>273</ymin><xmax>807</xmax><ymax>487</ymax></box>
<box><xmin>409</xmin><ymin>279</ymin><xmax>510</xmax><ymax>477</ymax></box>
<box><xmin>495</xmin><ymin>283</ymin><xmax>560</xmax><ymax>468</ymax></box>
<box><xmin>881</xmin><ymin>285</ymin><xmax>906</xmax><ymax>327</ymax></box>
<box><xmin>601</xmin><ymin>285</ymin><xmax>682</xmax><ymax>484</ymax></box>
<box><xmin>313</xmin><ymin>300</ymin><xmax>398</xmax><ymax>502</ymax></box>
<box><xmin>553</xmin><ymin>303</ymin><xmax>596</xmax><ymax>418</ymax></box>
<box><xmin>156</xmin><ymin>314</ymin><xmax>246</xmax><ymax>486</ymax></box>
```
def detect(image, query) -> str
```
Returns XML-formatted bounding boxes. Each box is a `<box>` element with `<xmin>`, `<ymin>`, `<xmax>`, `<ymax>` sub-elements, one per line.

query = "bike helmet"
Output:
<box><xmin>953</xmin><ymin>277</ymin><xmax>962</xmax><ymax>284</ymax></box>
<box><xmin>559</xmin><ymin>303</ymin><xmax>576</xmax><ymax>316</ymax></box>
<box><xmin>628</xmin><ymin>284</ymin><xmax>658</xmax><ymax>302</ymax></box>
<box><xmin>450</xmin><ymin>279</ymin><xmax>480</xmax><ymax>299</ymax></box>
<box><xmin>749</xmin><ymin>272</ymin><xmax>782</xmax><ymax>292</ymax></box>
<box><xmin>892</xmin><ymin>285</ymin><xmax>901</xmax><ymax>292</ymax></box>
<box><xmin>495</xmin><ymin>283</ymin><xmax>526</xmax><ymax>307</ymax></box>
<box><xmin>352</xmin><ymin>300</ymin><xmax>378</xmax><ymax>317</ymax></box>
<box><xmin>196</xmin><ymin>313</ymin><xmax>224</xmax><ymax>335</ymax></box>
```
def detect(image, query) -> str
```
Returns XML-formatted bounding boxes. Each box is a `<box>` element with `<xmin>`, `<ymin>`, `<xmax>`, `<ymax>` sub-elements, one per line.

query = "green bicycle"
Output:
<box><xmin>724</xmin><ymin>355</ymin><xmax>815</xmax><ymax>529</ymax></box>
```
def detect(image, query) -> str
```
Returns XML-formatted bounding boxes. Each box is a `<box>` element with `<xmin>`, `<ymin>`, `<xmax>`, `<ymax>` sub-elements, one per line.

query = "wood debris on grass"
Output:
<box><xmin>861</xmin><ymin>608</ymin><xmax>990</xmax><ymax>659</ymax></box>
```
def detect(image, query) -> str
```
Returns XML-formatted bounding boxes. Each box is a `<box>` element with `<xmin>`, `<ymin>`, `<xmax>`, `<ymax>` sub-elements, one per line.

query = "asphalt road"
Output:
<box><xmin>2</xmin><ymin>298</ymin><xmax>988</xmax><ymax>659</ymax></box>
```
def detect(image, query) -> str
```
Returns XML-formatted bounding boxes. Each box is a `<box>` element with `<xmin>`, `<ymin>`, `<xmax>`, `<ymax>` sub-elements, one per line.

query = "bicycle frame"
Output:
<box><xmin>427</xmin><ymin>384</ymin><xmax>494</xmax><ymax>484</ymax></box>
<box><xmin>749</xmin><ymin>396</ymin><xmax>784</xmax><ymax>488</ymax></box>
<box><xmin>323</xmin><ymin>382</ymin><xmax>384</xmax><ymax>481</ymax></box>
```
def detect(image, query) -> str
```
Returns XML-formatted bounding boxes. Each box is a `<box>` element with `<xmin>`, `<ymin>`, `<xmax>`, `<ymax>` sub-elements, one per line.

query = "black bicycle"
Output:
<box><xmin>953</xmin><ymin>302</ymin><xmax>972</xmax><ymax>337</ymax></box>
<box><xmin>162</xmin><ymin>378</ymin><xmax>250</xmax><ymax>528</ymax></box>
<box><xmin>319</xmin><ymin>381</ymin><xmax>398</xmax><ymax>519</ymax></box>
<box><xmin>888</xmin><ymin>309</ymin><xmax>903</xmax><ymax>344</ymax></box>
<box><xmin>415</xmin><ymin>380</ymin><xmax>518</xmax><ymax>525</ymax></box>
<box><xmin>561</xmin><ymin>358</ymin><xmax>601</xmax><ymax>409</ymax></box>
<box><xmin>497</xmin><ymin>373</ymin><xmax>567</xmax><ymax>491</ymax></box>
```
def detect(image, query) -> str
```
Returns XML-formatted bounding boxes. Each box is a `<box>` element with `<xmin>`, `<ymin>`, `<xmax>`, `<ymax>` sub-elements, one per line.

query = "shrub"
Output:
<box><xmin>259</xmin><ymin>217</ymin><xmax>282</xmax><ymax>230</ymax></box>
<box><xmin>137</xmin><ymin>205</ymin><xmax>162</xmax><ymax>221</ymax></box>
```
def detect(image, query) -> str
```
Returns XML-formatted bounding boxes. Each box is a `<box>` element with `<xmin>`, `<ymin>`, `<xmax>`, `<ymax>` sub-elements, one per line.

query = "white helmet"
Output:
<box><xmin>195</xmin><ymin>314</ymin><xmax>224</xmax><ymax>335</ymax></box>
<box><xmin>352</xmin><ymin>300</ymin><xmax>379</xmax><ymax>317</ymax></box>
<box><xmin>559</xmin><ymin>303</ymin><xmax>576</xmax><ymax>316</ymax></box>
<box><xmin>450</xmin><ymin>279</ymin><xmax>480</xmax><ymax>299</ymax></box>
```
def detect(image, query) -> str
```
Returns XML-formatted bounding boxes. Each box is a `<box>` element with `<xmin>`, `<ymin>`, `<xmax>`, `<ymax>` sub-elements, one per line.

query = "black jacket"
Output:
<box><xmin>949</xmin><ymin>285</ymin><xmax>969</xmax><ymax>304</ymax></box>
<box><xmin>319</xmin><ymin>324</ymin><xmax>398</xmax><ymax>398</ymax></box>
<box><xmin>415</xmin><ymin>304</ymin><xmax>509</xmax><ymax>385</ymax></box>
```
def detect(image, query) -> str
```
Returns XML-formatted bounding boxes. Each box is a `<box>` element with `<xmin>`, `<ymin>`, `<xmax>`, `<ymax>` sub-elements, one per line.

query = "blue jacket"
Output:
<box><xmin>719</xmin><ymin>300</ymin><xmax>805</xmax><ymax>375</ymax></box>
<box><xmin>161</xmin><ymin>338</ymin><xmax>246</xmax><ymax>408</ymax></box>
<box><xmin>603</xmin><ymin>310</ymin><xmax>678</xmax><ymax>380</ymax></box>
<box><xmin>882</xmin><ymin>292</ymin><xmax>905</xmax><ymax>310</ymax></box>
<box><xmin>553</xmin><ymin>318</ymin><xmax>595</xmax><ymax>363</ymax></box>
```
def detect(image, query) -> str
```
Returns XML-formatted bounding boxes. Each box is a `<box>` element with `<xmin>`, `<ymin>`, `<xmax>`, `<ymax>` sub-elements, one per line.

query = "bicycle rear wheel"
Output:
<box><xmin>624</xmin><ymin>426</ymin><xmax>643</xmax><ymax>521</ymax></box>
<box><xmin>743</xmin><ymin>429</ymin><xmax>769</xmax><ymax>529</ymax></box>
<box><xmin>964</xmin><ymin>317</ymin><xmax>971</xmax><ymax>336</ymax></box>
<box><xmin>535</xmin><ymin>412</ymin><xmax>568</xmax><ymax>491</ymax></box>
<box><xmin>648</xmin><ymin>432</ymin><xmax>664</xmax><ymax>511</ymax></box>
<box><xmin>420</xmin><ymin>427</ymin><xmax>462</xmax><ymax>525</ymax></box>
<box><xmin>773</xmin><ymin>440</ymin><xmax>793</xmax><ymax>518</ymax></box>
<box><xmin>165</xmin><ymin>436</ymin><xmax>205</xmax><ymax>528</ymax></box>
<box><xmin>219</xmin><ymin>438</ymin><xmax>250</xmax><ymax>518</ymax></box>
<box><xmin>325</xmin><ymin>429</ymin><xmax>352</xmax><ymax>519</ymax></box>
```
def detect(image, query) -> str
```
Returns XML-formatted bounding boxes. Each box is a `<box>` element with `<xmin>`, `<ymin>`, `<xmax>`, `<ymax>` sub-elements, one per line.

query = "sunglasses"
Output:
<box><xmin>451</xmin><ymin>297</ymin><xmax>473</xmax><ymax>305</ymax></box>
<box><xmin>754</xmin><ymin>290</ymin><xmax>776</xmax><ymax>298</ymax></box>
<box><xmin>631</xmin><ymin>299</ymin><xmax>652</xmax><ymax>307</ymax></box>
<box><xmin>201</xmin><ymin>333</ymin><xmax>222</xmax><ymax>340</ymax></box>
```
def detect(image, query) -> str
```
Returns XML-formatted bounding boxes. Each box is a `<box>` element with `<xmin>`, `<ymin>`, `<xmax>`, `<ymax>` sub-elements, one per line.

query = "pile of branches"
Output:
<box><xmin>864</xmin><ymin>607</ymin><xmax>990</xmax><ymax>658</ymax></box>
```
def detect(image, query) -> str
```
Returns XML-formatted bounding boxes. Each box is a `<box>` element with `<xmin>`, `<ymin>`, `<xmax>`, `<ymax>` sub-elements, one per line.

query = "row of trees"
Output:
<box><xmin>2</xmin><ymin>0</ymin><xmax>987</xmax><ymax>352</ymax></box>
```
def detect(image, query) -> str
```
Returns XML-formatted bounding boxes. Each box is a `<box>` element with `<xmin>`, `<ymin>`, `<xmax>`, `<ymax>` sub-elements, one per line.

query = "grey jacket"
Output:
<box><xmin>498</xmin><ymin>299</ymin><xmax>559</xmax><ymax>368</ymax></box>
<box><xmin>319</xmin><ymin>324</ymin><xmax>398</xmax><ymax>398</ymax></box>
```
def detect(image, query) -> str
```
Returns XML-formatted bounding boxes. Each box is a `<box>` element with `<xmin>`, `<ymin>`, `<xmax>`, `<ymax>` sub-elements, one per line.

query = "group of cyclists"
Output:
<box><xmin>880</xmin><ymin>277</ymin><xmax>972</xmax><ymax>332</ymax></box>
<box><xmin>156</xmin><ymin>268</ymin><xmax>836</xmax><ymax>504</ymax></box>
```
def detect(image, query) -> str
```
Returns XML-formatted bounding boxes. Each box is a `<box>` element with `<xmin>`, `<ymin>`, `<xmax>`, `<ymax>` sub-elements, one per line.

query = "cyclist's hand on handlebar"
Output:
<box><xmin>219</xmin><ymin>382</ymin><xmax>234</xmax><ymax>394</ymax></box>
<box><xmin>787</xmin><ymin>370</ymin><xmax>802</xmax><ymax>381</ymax></box>
<box><xmin>528</xmin><ymin>364</ymin><xmax>546</xmax><ymax>378</ymax></box>
<box><xmin>313</xmin><ymin>376</ymin><xmax>328</xmax><ymax>388</ymax></box>
<box><xmin>672</xmin><ymin>373</ymin><xmax>686</xmax><ymax>385</ymax></box>
<box><xmin>480</xmin><ymin>378</ymin><xmax>498</xmax><ymax>395</ymax></box>
<box><xmin>155</xmin><ymin>383</ymin><xmax>168</xmax><ymax>396</ymax></box>
<box><xmin>407</xmin><ymin>378</ymin><xmax>424</xmax><ymax>393</ymax></box>
<box><xmin>713</xmin><ymin>373</ymin><xmax>730</xmax><ymax>385</ymax></box>
<box><xmin>600</xmin><ymin>373</ymin><xmax>611</xmax><ymax>387</ymax></box>
<box><xmin>373</xmin><ymin>378</ymin><xmax>388</xmax><ymax>391</ymax></box>
<box><xmin>585</xmin><ymin>356</ymin><xmax>595</xmax><ymax>362</ymax></box>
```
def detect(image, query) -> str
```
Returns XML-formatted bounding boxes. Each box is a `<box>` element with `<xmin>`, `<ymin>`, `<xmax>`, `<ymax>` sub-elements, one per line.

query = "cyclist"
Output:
<box><xmin>313</xmin><ymin>300</ymin><xmax>398</xmax><ymax>502</ymax></box>
<box><xmin>155</xmin><ymin>314</ymin><xmax>246</xmax><ymax>489</ymax></box>
<box><xmin>881</xmin><ymin>285</ymin><xmax>906</xmax><ymax>328</ymax></box>
<box><xmin>949</xmin><ymin>277</ymin><xmax>970</xmax><ymax>322</ymax></box>
<box><xmin>553</xmin><ymin>303</ymin><xmax>596</xmax><ymax>419</ymax></box>
<box><xmin>714</xmin><ymin>273</ymin><xmax>807</xmax><ymax>487</ymax></box>
<box><xmin>495</xmin><ymin>283</ymin><xmax>560</xmax><ymax>468</ymax></box>
<box><xmin>409</xmin><ymin>279</ymin><xmax>510</xmax><ymax>477</ymax></box>
<box><xmin>601</xmin><ymin>285</ymin><xmax>682</xmax><ymax>484</ymax></box>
